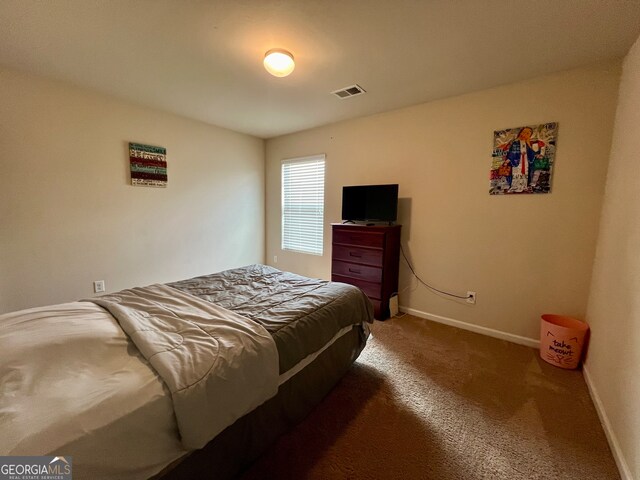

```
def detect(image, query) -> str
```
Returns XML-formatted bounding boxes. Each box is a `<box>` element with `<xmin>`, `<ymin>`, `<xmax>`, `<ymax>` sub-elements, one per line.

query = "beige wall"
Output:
<box><xmin>266</xmin><ymin>62</ymin><xmax>620</xmax><ymax>341</ymax></box>
<box><xmin>585</xmin><ymin>36</ymin><xmax>640</xmax><ymax>480</ymax></box>
<box><xmin>0</xmin><ymin>68</ymin><xmax>264</xmax><ymax>313</ymax></box>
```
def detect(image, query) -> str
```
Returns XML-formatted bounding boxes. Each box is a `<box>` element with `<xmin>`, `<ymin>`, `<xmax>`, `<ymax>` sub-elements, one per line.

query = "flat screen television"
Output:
<box><xmin>341</xmin><ymin>184</ymin><xmax>398</xmax><ymax>222</ymax></box>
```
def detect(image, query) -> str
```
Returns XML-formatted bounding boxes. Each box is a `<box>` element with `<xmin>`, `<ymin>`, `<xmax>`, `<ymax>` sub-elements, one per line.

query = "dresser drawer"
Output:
<box><xmin>332</xmin><ymin>260</ymin><xmax>382</xmax><ymax>283</ymax></box>
<box><xmin>332</xmin><ymin>274</ymin><xmax>382</xmax><ymax>299</ymax></box>
<box><xmin>332</xmin><ymin>244</ymin><xmax>383</xmax><ymax>267</ymax></box>
<box><xmin>333</xmin><ymin>229</ymin><xmax>384</xmax><ymax>248</ymax></box>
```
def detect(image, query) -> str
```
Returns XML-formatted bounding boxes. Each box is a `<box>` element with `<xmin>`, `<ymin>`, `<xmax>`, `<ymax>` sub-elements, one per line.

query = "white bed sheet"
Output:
<box><xmin>0</xmin><ymin>302</ymin><xmax>187</xmax><ymax>480</ymax></box>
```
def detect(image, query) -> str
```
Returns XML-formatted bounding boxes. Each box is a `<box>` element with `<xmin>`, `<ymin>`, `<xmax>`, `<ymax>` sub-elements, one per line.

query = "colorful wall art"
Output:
<box><xmin>129</xmin><ymin>142</ymin><xmax>167</xmax><ymax>187</ymax></box>
<box><xmin>490</xmin><ymin>123</ymin><xmax>558</xmax><ymax>195</ymax></box>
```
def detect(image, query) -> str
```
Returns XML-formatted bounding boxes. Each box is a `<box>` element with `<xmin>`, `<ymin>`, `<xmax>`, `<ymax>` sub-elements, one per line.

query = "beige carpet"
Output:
<box><xmin>239</xmin><ymin>315</ymin><xmax>619</xmax><ymax>480</ymax></box>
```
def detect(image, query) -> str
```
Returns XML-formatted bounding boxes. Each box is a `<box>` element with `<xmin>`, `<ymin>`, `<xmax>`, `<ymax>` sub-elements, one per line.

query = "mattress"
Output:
<box><xmin>0</xmin><ymin>265</ymin><xmax>372</xmax><ymax>480</ymax></box>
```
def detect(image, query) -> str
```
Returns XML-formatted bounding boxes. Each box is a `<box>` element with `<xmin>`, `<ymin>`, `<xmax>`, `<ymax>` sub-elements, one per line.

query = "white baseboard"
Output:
<box><xmin>398</xmin><ymin>306</ymin><xmax>540</xmax><ymax>348</ymax></box>
<box><xmin>583</xmin><ymin>365</ymin><xmax>633</xmax><ymax>480</ymax></box>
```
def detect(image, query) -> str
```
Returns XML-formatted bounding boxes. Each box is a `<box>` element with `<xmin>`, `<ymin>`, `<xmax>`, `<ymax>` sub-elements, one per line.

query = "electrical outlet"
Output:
<box><xmin>466</xmin><ymin>291</ymin><xmax>476</xmax><ymax>304</ymax></box>
<box><xmin>93</xmin><ymin>280</ymin><xmax>106</xmax><ymax>293</ymax></box>
<box><xmin>273</xmin><ymin>255</ymin><xmax>278</xmax><ymax>263</ymax></box>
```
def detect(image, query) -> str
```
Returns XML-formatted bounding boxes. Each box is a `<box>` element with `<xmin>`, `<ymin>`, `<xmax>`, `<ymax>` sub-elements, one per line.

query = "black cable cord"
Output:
<box><xmin>400</xmin><ymin>244</ymin><xmax>471</xmax><ymax>300</ymax></box>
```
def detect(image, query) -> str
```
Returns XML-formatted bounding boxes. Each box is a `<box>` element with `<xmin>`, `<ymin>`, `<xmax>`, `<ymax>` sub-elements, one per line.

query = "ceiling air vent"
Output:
<box><xmin>331</xmin><ymin>84</ymin><xmax>366</xmax><ymax>99</ymax></box>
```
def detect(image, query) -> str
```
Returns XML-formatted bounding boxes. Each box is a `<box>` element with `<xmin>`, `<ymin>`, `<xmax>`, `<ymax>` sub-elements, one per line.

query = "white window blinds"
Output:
<box><xmin>282</xmin><ymin>154</ymin><xmax>326</xmax><ymax>256</ymax></box>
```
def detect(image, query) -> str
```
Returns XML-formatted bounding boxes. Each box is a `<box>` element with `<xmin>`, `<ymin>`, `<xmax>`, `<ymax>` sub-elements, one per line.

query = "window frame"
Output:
<box><xmin>281</xmin><ymin>154</ymin><xmax>326</xmax><ymax>256</ymax></box>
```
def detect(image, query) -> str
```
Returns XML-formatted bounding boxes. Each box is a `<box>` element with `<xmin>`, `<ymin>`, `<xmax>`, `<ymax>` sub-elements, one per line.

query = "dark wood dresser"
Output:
<box><xmin>331</xmin><ymin>223</ymin><xmax>401</xmax><ymax>320</ymax></box>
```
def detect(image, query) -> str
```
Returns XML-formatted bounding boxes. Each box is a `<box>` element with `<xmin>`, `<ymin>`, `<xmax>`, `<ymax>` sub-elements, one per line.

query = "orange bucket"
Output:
<box><xmin>539</xmin><ymin>314</ymin><xmax>589</xmax><ymax>369</ymax></box>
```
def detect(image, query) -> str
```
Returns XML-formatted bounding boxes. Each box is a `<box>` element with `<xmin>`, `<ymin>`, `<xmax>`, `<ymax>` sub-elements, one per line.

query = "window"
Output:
<box><xmin>282</xmin><ymin>154</ymin><xmax>326</xmax><ymax>255</ymax></box>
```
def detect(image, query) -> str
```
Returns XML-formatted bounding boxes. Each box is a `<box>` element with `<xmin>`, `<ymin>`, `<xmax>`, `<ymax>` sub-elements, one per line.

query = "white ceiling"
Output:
<box><xmin>1</xmin><ymin>0</ymin><xmax>639</xmax><ymax>139</ymax></box>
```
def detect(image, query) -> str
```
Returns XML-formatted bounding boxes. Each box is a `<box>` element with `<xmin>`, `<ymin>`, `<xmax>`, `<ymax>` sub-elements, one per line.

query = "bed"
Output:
<box><xmin>0</xmin><ymin>264</ymin><xmax>372</xmax><ymax>479</ymax></box>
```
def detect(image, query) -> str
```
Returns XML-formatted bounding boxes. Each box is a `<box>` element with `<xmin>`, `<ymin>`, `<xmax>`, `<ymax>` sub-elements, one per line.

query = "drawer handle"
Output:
<box><xmin>349</xmin><ymin>252</ymin><xmax>362</xmax><ymax>258</ymax></box>
<box><xmin>348</xmin><ymin>268</ymin><xmax>361</xmax><ymax>274</ymax></box>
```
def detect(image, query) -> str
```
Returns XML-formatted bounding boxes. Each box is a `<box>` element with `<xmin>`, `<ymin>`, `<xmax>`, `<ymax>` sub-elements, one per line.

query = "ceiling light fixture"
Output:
<box><xmin>263</xmin><ymin>49</ymin><xmax>295</xmax><ymax>77</ymax></box>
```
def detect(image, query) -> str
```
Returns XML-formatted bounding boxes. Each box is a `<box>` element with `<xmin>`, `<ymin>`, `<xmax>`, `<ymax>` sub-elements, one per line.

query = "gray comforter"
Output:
<box><xmin>88</xmin><ymin>265</ymin><xmax>373</xmax><ymax>452</ymax></box>
<box><xmin>89</xmin><ymin>284</ymin><xmax>279</xmax><ymax>450</ymax></box>
<box><xmin>169</xmin><ymin>264</ymin><xmax>374</xmax><ymax>373</ymax></box>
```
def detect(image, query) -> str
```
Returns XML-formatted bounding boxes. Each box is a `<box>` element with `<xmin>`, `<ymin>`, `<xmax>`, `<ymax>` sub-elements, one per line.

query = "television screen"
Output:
<box><xmin>342</xmin><ymin>184</ymin><xmax>398</xmax><ymax>222</ymax></box>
